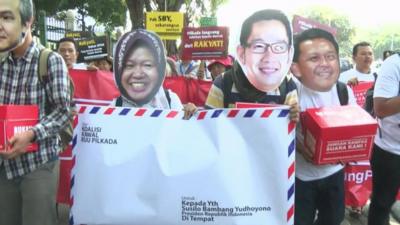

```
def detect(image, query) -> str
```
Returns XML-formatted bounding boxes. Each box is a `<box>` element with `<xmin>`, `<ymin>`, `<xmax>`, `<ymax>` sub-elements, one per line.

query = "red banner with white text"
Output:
<box><xmin>345</xmin><ymin>162</ymin><xmax>400</xmax><ymax>207</ymax></box>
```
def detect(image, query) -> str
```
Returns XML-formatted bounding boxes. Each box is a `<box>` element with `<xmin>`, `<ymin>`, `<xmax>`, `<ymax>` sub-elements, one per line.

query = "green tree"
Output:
<box><xmin>356</xmin><ymin>24</ymin><xmax>400</xmax><ymax>59</ymax></box>
<box><xmin>85</xmin><ymin>0</ymin><xmax>126</xmax><ymax>31</ymax></box>
<box><xmin>295</xmin><ymin>6</ymin><xmax>356</xmax><ymax>58</ymax></box>
<box><xmin>33</xmin><ymin>0</ymin><xmax>126</xmax><ymax>31</ymax></box>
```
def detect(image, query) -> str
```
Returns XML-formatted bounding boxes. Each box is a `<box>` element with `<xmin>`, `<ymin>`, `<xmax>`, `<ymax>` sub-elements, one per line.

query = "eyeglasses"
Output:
<box><xmin>244</xmin><ymin>41</ymin><xmax>289</xmax><ymax>54</ymax></box>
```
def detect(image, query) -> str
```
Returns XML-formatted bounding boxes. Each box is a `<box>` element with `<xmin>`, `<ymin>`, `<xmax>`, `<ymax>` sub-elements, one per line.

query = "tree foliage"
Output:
<box><xmin>33</xmin><ymin>0</ymin><xmax>126</xmax><ymax>31</ymax></box>
<box><xmin>356</xmin><ymin>24</ymin><xmax>400</xmax><ymax>59</ymax></box>
<box><xmin>295</xmin><ymin>6</ymin><xmax>356</xmax><ymax>58</ymax></box>
<box><xmin>85</xmin><ymin>0</ymin><xmax>126</xmax><ymax>31</ymax></box>
<box><xmin>295</xmin><ymin>6</ymin><xmax>400</xmax><ymax>60</ymax></box>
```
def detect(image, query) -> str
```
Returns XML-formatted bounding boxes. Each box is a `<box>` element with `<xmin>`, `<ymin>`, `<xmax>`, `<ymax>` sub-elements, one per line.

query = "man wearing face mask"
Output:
<box><xmin>205</xmin><ymin>9</ymin><xmax>299</xmax><ymax>122</ymax></box>
<box><xmin>0</xmin><ymin>0</ymin><xmax>72</xmax><ymax>224</ymax></box>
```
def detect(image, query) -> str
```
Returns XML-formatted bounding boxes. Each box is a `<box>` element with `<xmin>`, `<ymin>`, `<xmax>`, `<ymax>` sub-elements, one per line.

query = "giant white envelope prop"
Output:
<box><xmin>70</xmin><ymin>106</ymin><xmax>295</xmax><ymax>225</ymax></box>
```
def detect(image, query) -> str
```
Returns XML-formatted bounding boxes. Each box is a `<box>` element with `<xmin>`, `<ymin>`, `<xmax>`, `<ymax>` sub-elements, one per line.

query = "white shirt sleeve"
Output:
<box><xmin>346</xmin><ymin>85</ymin><xmax>358</xmax><ymax>105</ymax></box>
<box><xmin>338</xmin><ymin>70</ymin><xmax>352</xmax><ymax>83</ymax></box>
<box><xmin>374</xmin><ymin>55</ymin><xmax>400</xmax><ymax>98</ymax></box>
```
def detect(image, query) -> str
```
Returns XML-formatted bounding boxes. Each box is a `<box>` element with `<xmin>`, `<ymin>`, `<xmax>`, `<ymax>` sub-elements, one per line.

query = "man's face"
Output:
<box><xmin>0</xmin><ymin>0</ymin><xmax>24</xmax><ymax>52</ymax></box>
<box><xmin>353</xmin><ymin>45</ymin><xmax>374</xmax><ymax>71</ymax></box>
<box><xmin>291</xmin><ymin>38</ymin><xmax>340</xmax><ymax>92</ymax></box>
<box><xmin>121</xmin><ymin>46</ymin><xmax>160</xmax><ymax>104</ymax></box>
<box><xmin>58</xmin><ymin>41</ymin><xmax>78</xmax><ymax>69</ymax></box>
<box><xmin>237</xmin><ymin>20</ymin><xmax>292</xmax><ymax>92</ymax></box>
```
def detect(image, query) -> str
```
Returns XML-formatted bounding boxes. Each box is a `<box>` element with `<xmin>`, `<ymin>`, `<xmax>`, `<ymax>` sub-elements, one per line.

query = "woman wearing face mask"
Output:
<box><xmin>113</xmin><ymin>29</ymin><xmax>196</xmax><ymax>118</ymax></box>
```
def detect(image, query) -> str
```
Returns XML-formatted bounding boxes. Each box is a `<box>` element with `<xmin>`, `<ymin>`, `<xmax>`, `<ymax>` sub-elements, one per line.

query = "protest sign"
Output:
<box><xmin>181</xmin><ymin>26</ymin><xmax>229</xmax><ymax>60</ymax></box>
<box><xmin>292</xmin><ymin>15</ymin><xmax>337</xmax><ymax>36</ymax></box>
<box><xmin>76</xmin><ymin>36</ymin><xmax>109</xmax><ymax>62</ymax></box>
<box><xmin>65</xmin><ymin>31</ymin><xmax>93</xmax><ymax>41</ymax></box>
<box><xmin>70</xmin><ymin>106</ymin><xmax>295</xmax><ymax>225</ymax></box>
<box><xmin>145</xmin><ymin>12</ymin><xmax>184</xmax><ymax>40</ymax></box>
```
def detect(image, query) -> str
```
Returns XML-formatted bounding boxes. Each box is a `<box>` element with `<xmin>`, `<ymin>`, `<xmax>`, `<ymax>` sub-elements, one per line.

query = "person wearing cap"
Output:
<box><xmin>113</xmin><ymin>29</ymin><xmax>196</xmax><ymax>118</ymax></box>
<box><xmin>207</xmin><ymin>57</ymin><xmax>233</xmax><ymax>80</ymax></box>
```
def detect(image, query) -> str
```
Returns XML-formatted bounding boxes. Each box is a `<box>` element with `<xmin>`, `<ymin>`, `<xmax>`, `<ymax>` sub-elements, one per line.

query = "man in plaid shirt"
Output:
<box><xmin>0</xmin><ymin>0</ymin><xmax>72</xmax><ymax>224</ymax></box>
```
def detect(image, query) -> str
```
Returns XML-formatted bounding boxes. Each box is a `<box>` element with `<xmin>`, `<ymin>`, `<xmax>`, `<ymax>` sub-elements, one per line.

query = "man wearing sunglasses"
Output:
<box><xmin>205</xmin><ymin>9</ymin><xmax>299</xmax><ymax>123</ymax></box>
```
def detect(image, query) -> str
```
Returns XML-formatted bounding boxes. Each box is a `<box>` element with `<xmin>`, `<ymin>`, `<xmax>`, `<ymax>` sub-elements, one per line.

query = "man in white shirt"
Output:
<box><xmin>368</xmin><ymin>53</ymin><xmax>400</xmax><ymax>225</ymax></box>
<box><xmin>291</xmin><ymin>28</ymin><xmax>357</xmax><ymax>225</ymax></box>
<box><xmin>339</xmin><ymin>42</ymin><xmax>375</xmax><ymax>85</ymax></box>
<box><xmin>57</xmin><ymin>37</ymin><xmax>89</xmax><ymax>69</ymax></box>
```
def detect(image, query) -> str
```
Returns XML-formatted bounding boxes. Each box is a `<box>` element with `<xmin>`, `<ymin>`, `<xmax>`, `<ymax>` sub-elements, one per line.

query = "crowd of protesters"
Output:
<box><xmin>1</xmin><ymin>0</ymin><xmax>400</xmax><ymax>225</ymax></box>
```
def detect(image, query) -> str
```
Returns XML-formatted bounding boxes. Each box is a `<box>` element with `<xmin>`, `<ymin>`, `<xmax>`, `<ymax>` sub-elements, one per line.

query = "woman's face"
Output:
<box><xmin>121</xmin><ymin>46</ymin><xmax>159</xmax><ymax>104</ymax></box>
<box><xmin>98</xmin><ymin>59</ymin><xmax>112</xmax><ymax>71</ymax></box>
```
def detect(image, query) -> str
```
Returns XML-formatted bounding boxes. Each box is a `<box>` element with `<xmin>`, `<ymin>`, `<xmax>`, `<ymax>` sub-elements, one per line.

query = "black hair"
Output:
<box><xmin>240</xmin><ymin>9</ymin><xmax>292</xmax><ymax>47</ymax></box>
<box><xmin>19</xmin><ymin>0</ymin><xmax>34</xmax><ymax>25</ymax></box>
<box><xmin>383</xmin><ymin>50</ymin><xmax>394</xmax><ymax>60</ymax></box>
<box><xmin>293</xmin><ymin>28</ymin><xmax>339</xmax><ymax>62</ymax></box>
<box><xmin>352</xmin><ymin>41</ymin><xmax>371</xmax><ymax>56</ymax></box>
<box><xmin>57</xmin><ymin>37</ymin><xmax>78</xmax><ymax>51</ymax></box>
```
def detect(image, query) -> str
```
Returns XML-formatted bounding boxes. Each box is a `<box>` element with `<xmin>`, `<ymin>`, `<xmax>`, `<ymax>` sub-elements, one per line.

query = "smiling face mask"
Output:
<box><xmin>114</xmin><ymin>29</ymin><xmax>166</xmax><ymax>106</ymax></box>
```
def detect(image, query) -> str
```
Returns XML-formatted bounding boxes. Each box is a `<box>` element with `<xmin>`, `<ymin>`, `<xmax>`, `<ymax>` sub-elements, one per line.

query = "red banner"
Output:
<box><xmin>57</xmin><ymin>145</ymin><xmax>73</xmax><ymax>204</ymax></box>
<box><xmin>344</xmin><ymin>163</ymin><xmax>373</xmax><ymax>207</ymax></box>
<box><xmin>345</xmin><ymin>162</ymin><xmax>400</xmax><ymax>207</ymax></box>
<box><xmin>70</xmin><ymin>69</ymin><xmax>120</xmax><ymax>105</ymax></box>
<box><xmin>163</xmin><ymin>76</ymin><xmax>212</xmax><ymax>107</ymax></box>
<box><xmin>351</xmin><ymin>81</ymin><xmax>374</xmax><ymax>107</ymax></box>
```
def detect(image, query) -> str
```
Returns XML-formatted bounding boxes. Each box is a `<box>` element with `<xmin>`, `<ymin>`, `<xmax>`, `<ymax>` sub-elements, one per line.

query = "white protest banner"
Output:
<box><xmin>70</xmin><ymin>106</ymin><xmax>295</xmax><ymax>225</ymax></box>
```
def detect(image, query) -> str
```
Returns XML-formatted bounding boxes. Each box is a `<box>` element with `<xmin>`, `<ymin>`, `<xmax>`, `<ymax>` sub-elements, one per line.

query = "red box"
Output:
<box><xmin>302</xmin><ymin>105</ymin><xmax>378</xmax><ymax>165</ymax></box>
<box><xmin>0</xmin><ymin>105</ymin><xmax>39</xmax><ymax>152</ymax></box>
